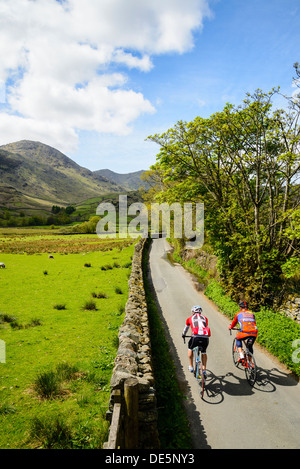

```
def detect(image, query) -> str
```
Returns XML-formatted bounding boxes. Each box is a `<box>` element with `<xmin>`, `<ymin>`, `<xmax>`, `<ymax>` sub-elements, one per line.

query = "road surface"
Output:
<box><xmin>148</xmin><ymin>238</ymin><xmax>300</xmax><ymax>449</ymax></box>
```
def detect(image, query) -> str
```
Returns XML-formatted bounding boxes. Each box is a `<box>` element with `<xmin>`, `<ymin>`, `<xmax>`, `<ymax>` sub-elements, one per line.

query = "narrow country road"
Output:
<box><xmin>148</xmin><ymin>238</ymin><xmax>300</xmax><ymax>449</ymax></box>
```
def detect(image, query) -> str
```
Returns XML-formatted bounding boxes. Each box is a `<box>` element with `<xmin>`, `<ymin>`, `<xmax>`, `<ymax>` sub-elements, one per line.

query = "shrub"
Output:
<box><xmin>91</xmin><ymin>292</ymin><xmax>108</xmax><ymax>299</ymax></box>
<box><xmin>55</xmin><ymin>363</ymin><xmax>79</xmax><ymax>381</ymax></box>
<box><xmin>34</xmin><ymin>371</ymin><xmax>62</xmax><ymax>399</ymax></box>
<box><xmin>34</xmin><ymin>363</ymin><xmax>79</xmax><ymax>400</ymax></box>
<box><xmin>205</xmin><ymin>280</ymin><xmax>237</xmax><ymax>319</ymax></box>
<box><xmin>0</xmin><ymin>313</ymin><xmax>18</xmax><ymax>324</ymax></box>
<box><xmin>83</xmin><ymin>300</ymin><xmax>97</xmax><ymax>311</ymax></box>
<box><xmin>10</xmin><ymin>321</ymin><xmax>23</xmax><ymax>330</ymax></box>
<box><xmin>53</xmin><ymin>304</ymin><xmax>66</xmax><ymax>310</ymax></box>
<box><xmin>30</xmin><ymin>415</ymin><xmax>73</xmax><ymax>449</ymax></box>
<box><xmin>29</xmin><ymin>318</ymin><xmax>42</xmax><ymax>327</ymax></box>
<box><xmin>0</xmin><ymin>404</ymin><xmax>16</xmax><ymax>415</ymax></box>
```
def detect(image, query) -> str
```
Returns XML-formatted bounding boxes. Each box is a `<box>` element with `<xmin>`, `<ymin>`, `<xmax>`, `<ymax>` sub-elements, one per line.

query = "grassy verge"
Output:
<box><xmin>0</xmin><ymin>232</ymin><xmax>135</xmax><ymax>448</ymax></box>
<box><xmin>142</xmin><ymin>238</ymin><xmax>192</xmax><ymax>449</ymax></box>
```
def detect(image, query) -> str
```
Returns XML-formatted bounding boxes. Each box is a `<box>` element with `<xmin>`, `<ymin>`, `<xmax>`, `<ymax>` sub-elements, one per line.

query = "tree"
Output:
<box><xmin>65</xmin><ymin>206</ymin><xmax>75</xmax><ymax>215</ymax></box>
<box><xmin>147</xmin><ymin>89</ymin><xmax>300</xmax><ymax>308</ymax></box>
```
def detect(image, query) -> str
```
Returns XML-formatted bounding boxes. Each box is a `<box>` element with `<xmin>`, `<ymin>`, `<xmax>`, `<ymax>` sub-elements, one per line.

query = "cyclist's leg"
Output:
<box><xmin>188</xmin><ymin>337</ymin><xmax>195</xmax><ymax>372</ymax></box>
<box><xmin>246</xmin><ymin>336</ymin><xmax>256</xmax><ymax>354</ymax></box>
<box><xmin>236</xmin><ymin>338</ymin><xmax>244</xmax><ymax>359</ymax></box>
<box><xmin>188</xmin><ymin>348</ymin><xmax>194</xmax><ymax>370</ymax></box>
<box><xmin>198</xmin><ymin>338</ymin><xmax>209</xmax><ymax>373</ymax></box>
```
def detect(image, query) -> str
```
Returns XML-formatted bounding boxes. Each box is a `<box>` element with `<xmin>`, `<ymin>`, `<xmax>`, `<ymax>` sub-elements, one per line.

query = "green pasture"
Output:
<box><xmin>0</xmin><ymin>235</ymin><xmax>135</xmax><ymax>448</ymax></box>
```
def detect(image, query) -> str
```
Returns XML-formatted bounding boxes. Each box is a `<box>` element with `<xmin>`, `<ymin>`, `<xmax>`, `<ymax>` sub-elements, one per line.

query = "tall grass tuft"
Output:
<box><xmin>53</xmin><ymin>304</ymin><xmax>66</xmax><ymax>310</ymax></box>
<box><xmin>30</xmin><ymin>415</ymin><xmax>73</xmax><ymax>449</ymax></box>
<box><xmin>34</xmin><ymin>371</ymin><xmax>62</xmax><ymax>399</ymax></box>
<box><xmin>82</xmin><ymin>300</ymin><xmax>97</xmax><ymax>311</ymax></box>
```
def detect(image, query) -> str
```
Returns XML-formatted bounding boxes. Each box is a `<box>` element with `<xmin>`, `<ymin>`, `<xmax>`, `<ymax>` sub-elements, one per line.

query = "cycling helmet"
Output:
<box><xmin>191</xmin><ymin>305</ymin><xmax>202</xmax><ymax>314</ymax></box>
<box><xmin>239</xmin><ymin>301</ymin><xmax>248</xmax><ymax>309</ymax></box>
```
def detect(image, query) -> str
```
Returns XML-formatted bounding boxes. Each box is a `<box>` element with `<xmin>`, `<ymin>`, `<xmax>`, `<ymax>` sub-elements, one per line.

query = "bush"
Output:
<box><xmin>53</xmin><ymin>304</ymin><xmax>66</xmax><ymax>310</ymax></box>
<box><xmin>27</xmin><ymin>318</ymin><xmax>43</xmax><ymax>328</ymax></box>
<box><xmin>0</xmin><ymin>313</ymin><xmax>18</xmax><ymax>324</ymax></box>
<box><xmin>55</xmin><ymin>363</ymin><xmax>79</xmax><ymax>381</ymax></box>
<box><xmin>30</xmin><ymin>415</ymin><xmax>73</xmax><ymax>449</ymax></box>
<box><xmin>34</xmin><ymin>363</ymin><xmax>80</xmax><ymax>400</ymax></box>
<box><xmin>91</xmin><ymin>292</ymin><xmax>108</xmax><ymax>299</ymax></box>
<box><xmin>34</xmin><ymin>371</ymin><xmax>62</xmax><ymax>399</ymax></box>
<box><xmin>205</xmin><ymin>280</ymin><xmax>237</xmax><ymax>319</ymax></box>
<box><xmin>83</xmin><ymin>300</ymin><xmax>97</xmax><ymax>311</ymax></box>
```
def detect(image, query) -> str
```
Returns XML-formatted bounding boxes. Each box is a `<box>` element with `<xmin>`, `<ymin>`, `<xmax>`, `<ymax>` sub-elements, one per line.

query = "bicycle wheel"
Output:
<box><xmin>232</xmin><ymin>338</ymin><xmax>241</xmax><ymax>368</ymax></box>
<box><xmin>244</xmin><ymin>351</ymin><xmax>257</xmax><ymax>386</ymax></box>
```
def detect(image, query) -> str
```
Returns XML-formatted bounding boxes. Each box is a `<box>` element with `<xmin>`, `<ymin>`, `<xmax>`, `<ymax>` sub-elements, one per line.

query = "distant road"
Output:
<box><xmin>148</xmin><ymin>238</ymin><xmax>300</xmax><ymax>449</ymax></box>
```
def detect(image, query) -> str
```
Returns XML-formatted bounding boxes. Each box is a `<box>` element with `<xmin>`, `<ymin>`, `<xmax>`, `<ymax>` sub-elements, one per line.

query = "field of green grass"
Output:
<box><xmin>0</xmin><ymin>230</ymin><xmax>135</xmax><ymax>448</ymax></box>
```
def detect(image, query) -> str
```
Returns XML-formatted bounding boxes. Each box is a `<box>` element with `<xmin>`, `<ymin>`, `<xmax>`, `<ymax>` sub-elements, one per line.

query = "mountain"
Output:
<box><xmin>94</xmin><ymin>168</ymin><xmax>147</xmax><ymax>191</ymax></box>
<box><xmin>0</xmin><ymin>140</ymin><xmax>124</xmax><ymax>214</ymax></box>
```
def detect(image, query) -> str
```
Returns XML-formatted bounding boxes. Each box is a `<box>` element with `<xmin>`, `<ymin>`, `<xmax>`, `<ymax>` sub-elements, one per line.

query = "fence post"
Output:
<box><xmin>124</xmin><ymin>377</ymin><xmax>139</xmax><ymax>449</ymax></box>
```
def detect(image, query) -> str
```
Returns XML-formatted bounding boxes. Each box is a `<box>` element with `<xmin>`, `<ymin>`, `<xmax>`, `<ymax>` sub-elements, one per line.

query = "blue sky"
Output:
<box><xmin>0</xmin><ymin>0</ymin><xmax>299</xmax><ymax>173</ymax></box>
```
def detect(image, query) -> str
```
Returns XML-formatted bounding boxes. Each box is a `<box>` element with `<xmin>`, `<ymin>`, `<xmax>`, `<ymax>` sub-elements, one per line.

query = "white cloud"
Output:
<box><xmin>0</xmin><ymin>0</ymin><xmax>211</xmax><ymax>153</ymax></box>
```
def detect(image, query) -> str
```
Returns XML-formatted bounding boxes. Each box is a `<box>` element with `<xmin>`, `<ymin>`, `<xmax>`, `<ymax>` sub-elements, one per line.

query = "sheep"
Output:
<box><xmin>0</xmin><ymin>263</ymin><xmax>5</xmax><ymax>269</ymax></box>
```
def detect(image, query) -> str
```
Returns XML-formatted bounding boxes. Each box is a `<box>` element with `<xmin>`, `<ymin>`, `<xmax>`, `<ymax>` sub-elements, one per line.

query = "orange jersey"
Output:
<box><xmin>230</xmin><ymin>310</ymin><xmax>258</xmax><ymax>340</ymax></box>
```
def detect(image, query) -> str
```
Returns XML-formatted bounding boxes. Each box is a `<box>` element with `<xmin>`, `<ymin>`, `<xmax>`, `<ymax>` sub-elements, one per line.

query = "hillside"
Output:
<box><xmin>0</xmin><ymin>140</ymin><xmax>123</xmax><ymax>214</ymax></box>
<box><xmin>94</xmin><ymin>168</ymin><xmax>147</xmax><ymax>191</ymax></box>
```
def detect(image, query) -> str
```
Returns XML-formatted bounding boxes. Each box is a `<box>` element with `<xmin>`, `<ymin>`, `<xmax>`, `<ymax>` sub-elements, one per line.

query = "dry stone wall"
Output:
<box><xmin>106</xmin><ymin>237</ymin><xmax>160</xmax><ymax>449</ymax></box>
<box><xmin>280</xmin><ymin>295</ymin><xmax>300</xmax><ymax>323</ymax></box>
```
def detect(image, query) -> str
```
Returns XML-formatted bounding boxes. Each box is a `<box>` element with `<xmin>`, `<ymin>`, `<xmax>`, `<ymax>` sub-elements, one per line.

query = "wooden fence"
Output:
<box><xmin>104</xmin><ymin>377</ymin><xmax>139</xmax><ymax>449</ymax></box>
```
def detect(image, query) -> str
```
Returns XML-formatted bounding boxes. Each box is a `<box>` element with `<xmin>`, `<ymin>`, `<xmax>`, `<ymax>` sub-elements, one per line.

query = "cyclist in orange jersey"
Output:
<box><xmin>229</xmin><ymin>301</ymin><xmax>258</xmax><ymax>361</ymax></box>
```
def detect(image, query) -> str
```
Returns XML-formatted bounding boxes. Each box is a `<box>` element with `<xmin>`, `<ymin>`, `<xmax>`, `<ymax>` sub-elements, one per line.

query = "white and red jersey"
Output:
<box><xmin>183</xmin><ymin>313</ymin><xmax>210</xmax><ymax>337</ymax></box>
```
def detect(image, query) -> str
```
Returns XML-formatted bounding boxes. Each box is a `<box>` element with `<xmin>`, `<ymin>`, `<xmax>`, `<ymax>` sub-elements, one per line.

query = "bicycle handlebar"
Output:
<box><xmin>182</xmin><ymin>335</ymin><xmax>192</xmax><ymax>344</ymax></box>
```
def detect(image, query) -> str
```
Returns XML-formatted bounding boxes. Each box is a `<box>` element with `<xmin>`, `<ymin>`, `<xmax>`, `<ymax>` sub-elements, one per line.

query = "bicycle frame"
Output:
<box><xmin>184</xmin><ymin>336</ymin><xmax>205</xmax><ymax>398</ymax></box>
<box><xmin>230</xmin><ymin>328</ymin><xmax>257</xmax><ymax>386</ymax></box>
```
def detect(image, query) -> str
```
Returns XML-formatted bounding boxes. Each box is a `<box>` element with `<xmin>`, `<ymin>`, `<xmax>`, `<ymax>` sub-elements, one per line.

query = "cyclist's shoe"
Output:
<box><xmin>188</xmin><ymin>366</ymin><xmax>194</xmax><ymax>373</ymax></box>
<box><xmin>203</xmin><ymin>371</ymin><xmax>207</xmax><ymax>381</ymax></box>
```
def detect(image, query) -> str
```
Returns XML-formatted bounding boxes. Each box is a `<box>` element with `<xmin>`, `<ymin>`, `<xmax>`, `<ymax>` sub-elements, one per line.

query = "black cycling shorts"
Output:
<box><xmin>188</xmin><ymin>336</ymin><xmax>209</xmax><ymax>353</ymax></box>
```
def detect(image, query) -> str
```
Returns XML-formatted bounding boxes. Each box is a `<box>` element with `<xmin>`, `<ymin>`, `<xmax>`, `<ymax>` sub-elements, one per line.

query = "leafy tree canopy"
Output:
<box><xmin>145</xmin><ymin>86</ymin><xmax>300</xmax><ymax>309</ymax></box>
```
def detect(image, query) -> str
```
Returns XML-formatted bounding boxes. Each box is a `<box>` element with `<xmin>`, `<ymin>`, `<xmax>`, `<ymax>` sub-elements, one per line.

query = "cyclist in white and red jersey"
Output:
<box><xmin>182</xmin><ymin>305</ymin><xmax>211</xmax><ymax>376</ymax></box>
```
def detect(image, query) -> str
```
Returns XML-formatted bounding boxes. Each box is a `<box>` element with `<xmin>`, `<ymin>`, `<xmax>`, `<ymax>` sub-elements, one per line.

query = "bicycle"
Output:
<box><xmin>230</xmin><ymin>328</ymin><xmax>257</xmax><ymax>386</ymax></box>
<box><xmin>183</xmin><ymin>336</ymin><xmax>206</xmax><ymax>399</ymax></box>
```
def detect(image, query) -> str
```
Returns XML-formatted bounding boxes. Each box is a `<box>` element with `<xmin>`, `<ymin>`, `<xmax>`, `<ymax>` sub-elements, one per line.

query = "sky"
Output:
<box><xmin>0</xmin><ymin>0</ymin><xmax>299</xmax><ymax>173</ymax></box>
